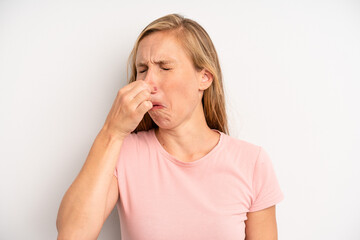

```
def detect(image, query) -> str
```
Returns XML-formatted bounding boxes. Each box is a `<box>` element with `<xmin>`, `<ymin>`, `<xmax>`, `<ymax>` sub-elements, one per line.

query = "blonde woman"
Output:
<box><xmin>56</xmin><ymin>13</ymin><xmax>284</xmax><ymax>240</ymax></box>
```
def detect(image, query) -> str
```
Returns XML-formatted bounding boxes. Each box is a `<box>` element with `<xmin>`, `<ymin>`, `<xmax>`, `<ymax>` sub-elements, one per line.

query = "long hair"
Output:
<box><xmin>128</xmin><ymin>13</ymin><xmax>229</xmax><ymax>135</ymax></box>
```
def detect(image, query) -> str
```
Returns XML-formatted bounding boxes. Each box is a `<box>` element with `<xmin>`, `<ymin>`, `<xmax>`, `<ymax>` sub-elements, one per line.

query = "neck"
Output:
<box><xmin>154</xmin><ymin>103</ymin><xmax>220</xmax><ymax>161</ymax></box>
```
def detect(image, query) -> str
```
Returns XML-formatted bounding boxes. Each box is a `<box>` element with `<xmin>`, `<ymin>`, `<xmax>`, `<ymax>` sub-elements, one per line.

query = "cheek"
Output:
<box><xmin>169</xmin><ymin>75</ymin><xmax>199</xmax><ymax>104</ymax></box>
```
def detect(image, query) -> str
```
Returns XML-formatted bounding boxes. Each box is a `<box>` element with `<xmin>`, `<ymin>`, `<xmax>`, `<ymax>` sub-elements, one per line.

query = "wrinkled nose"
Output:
<box><xmin>143</xmin><ymin>69</ymin><xmax>157</xmax><ymax>94</ymax></box>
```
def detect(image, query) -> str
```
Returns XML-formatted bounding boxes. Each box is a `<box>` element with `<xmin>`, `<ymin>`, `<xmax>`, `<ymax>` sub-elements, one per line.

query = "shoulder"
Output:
<box><xmin>222</xmin><ymin>134</ymin><xmax>262</xmax><ymax>160</ymax></box>
<box><xmin>123</xmin><ymin>129</ymin><xmax>154</xmax><ymax>147</ymax></box>
<box><xmin>116</xmin><ymin>130</ymin><xmax>153</xmax><ymax>163</ymax></box>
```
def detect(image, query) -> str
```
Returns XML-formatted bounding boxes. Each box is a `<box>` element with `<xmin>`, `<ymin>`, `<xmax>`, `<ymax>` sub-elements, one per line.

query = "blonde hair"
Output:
<box><xmin>128</xmin><ymin>13</ymin><xmax>229</xmax><ymax>135</ymax></box>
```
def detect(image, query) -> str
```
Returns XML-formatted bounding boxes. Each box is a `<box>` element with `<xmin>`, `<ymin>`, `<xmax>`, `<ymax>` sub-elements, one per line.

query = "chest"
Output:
<box><xmin>118</xmin><ymin>162</ymin><xmax>252</xmax><ymax>240</ymax></box>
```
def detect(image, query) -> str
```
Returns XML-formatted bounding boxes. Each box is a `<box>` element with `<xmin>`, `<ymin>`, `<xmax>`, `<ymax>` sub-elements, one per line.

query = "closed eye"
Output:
<box><xmin>138</xmin><ymin>67</ymin><xmax>171</xmax><ymax>73</ymax></box>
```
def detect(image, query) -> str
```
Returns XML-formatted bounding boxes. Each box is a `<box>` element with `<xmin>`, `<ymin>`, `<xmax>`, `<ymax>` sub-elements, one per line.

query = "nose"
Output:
<box><xmin>143</xmin><ymin>68</ymin><xmax>157</xmax><ymax>94</ymax></box>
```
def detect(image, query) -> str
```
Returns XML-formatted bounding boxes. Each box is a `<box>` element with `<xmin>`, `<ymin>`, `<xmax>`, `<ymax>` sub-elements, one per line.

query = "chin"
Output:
<box><xmin>149</xmin><ymin>116</ymin><xmax>173</xmax><ymax>129</ymax></box>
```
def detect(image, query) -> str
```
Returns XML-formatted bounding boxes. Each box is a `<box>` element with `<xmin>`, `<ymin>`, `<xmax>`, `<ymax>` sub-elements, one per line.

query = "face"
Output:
<box><xmin>135</xmin><ymin>31</ymin><xmax>212</xmax><ymax>130</ymax></box>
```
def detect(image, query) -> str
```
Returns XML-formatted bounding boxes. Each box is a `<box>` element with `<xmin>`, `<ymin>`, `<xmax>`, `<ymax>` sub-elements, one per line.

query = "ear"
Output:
<box><xmin>199</xmin><ymin>69</ymin><xmax>213</xmax><ymax>91</ymax></box>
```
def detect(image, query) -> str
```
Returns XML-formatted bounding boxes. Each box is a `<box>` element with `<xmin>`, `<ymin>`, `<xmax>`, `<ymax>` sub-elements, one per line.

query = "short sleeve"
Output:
<box><xmin>113</xmin><ymin>133</ymin><xmax>137</xmax><ymax>179</ymax></box>
<box><xmin>248</xmin><ymin>147</ymin><xmax>284</xmax><ymax>212</ymax></box>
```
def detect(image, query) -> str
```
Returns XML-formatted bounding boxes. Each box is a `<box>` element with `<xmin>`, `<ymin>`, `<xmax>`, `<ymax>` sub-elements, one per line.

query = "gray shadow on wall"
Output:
<box><xmin>98</xmin><ymin>208</ymin><xmax>121</xmax><ymax>239</ymax></box>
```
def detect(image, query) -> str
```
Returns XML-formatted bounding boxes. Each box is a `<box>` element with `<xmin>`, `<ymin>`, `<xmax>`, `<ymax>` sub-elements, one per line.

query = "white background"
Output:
<box><xmin>1</xmin><ymin>0</ymin><xmax>359</xmax><ymax>239</ymax></box>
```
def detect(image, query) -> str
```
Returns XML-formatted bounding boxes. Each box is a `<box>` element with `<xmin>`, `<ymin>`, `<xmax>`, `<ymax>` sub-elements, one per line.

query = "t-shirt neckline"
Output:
<box><xmin>150</xmin><ymin>128</ymin><xmax>224</xmax><ymax>167</ymax></box>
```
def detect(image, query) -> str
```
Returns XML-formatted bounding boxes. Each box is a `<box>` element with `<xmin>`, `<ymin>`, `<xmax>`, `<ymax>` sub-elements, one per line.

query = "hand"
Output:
<box><xmin>102</xmin><ymin>80</ymin><xmax>153</xmax><ymax>139</ymax></box>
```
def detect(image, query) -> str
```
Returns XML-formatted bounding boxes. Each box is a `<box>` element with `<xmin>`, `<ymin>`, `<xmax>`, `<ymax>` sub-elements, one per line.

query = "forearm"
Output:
<box><xmin>56</xmin><ymin>129</ymin><xmax>124</xmax><ymax>239</ymax></box>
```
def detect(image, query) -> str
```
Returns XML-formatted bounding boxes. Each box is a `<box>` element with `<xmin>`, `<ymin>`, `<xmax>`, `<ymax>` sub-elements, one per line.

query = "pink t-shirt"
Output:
<box><xmin>113</xmin><ymin>128</ymin><xmax>284</xmax><ymax>240</ymax></box>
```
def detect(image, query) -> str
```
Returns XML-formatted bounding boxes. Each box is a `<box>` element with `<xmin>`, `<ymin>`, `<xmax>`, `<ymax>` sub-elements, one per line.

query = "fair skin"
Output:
<box><xmin>56</xmin><ymin>80</ymin><xmax>152</xmax><ymax>239</ymax></box>
<box><xmin>135</xmin><ymin>30</ymin><xmax>279</xmax><ymax>239</ymax></box>
<box><xmin>135</xmin><ymin>30</ymin><xmax>219</xmax><ymax>162</ymax></box>
<box><xmin>245</xmin><ymin>205</ymin><xmax>278</xmax><ymax>240</ymax></box>
<box><xmin>56</xmin><ymin>29</ymin><xmax>278</xmax><ymax>239</ymax></box>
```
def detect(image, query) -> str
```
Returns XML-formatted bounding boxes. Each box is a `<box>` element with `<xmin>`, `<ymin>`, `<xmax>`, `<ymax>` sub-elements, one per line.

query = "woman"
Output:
<box><xmin>56</xmin><ymin>14</ymin><xmax>284</xmax><ymax>240</ymax></box>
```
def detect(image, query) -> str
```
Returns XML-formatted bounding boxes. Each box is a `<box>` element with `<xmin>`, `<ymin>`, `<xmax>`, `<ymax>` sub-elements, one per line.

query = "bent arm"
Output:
<box><xmin>56</xmin><ymin>129</ymin><xmax>124</xmax><ymax>240</ymax></box>
<box><xmin>245</xmin><ymin>205</ymin><xmax>278</xmax><ymax>240</ymax></box>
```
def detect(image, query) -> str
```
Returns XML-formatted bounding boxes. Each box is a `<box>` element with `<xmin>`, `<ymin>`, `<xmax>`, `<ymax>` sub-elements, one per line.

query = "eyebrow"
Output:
<box><xmin>136</xmin><ymin>59</ymin><xmax>176</xmax><ymax>68</ymax></box>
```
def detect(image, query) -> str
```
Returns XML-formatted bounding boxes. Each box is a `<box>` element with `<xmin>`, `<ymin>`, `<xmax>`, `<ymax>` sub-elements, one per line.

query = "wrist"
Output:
<box><xmin>98</xmin><ymin>127</ymin><xmax>127</xmax><ymax>143</ymax></box>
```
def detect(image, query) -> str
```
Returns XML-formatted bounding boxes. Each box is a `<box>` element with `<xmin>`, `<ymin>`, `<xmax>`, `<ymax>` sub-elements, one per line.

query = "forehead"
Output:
<box><xmin>135</xmin><ymin>31</ymin><xmax>190</xmax><ymax>65</ymax></box>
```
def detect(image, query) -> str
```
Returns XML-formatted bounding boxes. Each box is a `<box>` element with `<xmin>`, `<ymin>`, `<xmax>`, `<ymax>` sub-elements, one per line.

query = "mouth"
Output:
<box><xmin>150</xmin><ymin>102</ymin><xmax>164</xmax><ymax>110</ymax></box>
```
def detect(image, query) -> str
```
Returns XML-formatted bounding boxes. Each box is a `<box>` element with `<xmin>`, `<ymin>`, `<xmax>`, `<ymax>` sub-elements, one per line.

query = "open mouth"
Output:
<box><xmin>151</xmin><ymin>104</ymin><xmax>164</xmax><ymax>110</ymax></box>
<box><xmin>151</xmin><ymin>102</ymin><xmax>163</xmax><ymax>107</ymax></box>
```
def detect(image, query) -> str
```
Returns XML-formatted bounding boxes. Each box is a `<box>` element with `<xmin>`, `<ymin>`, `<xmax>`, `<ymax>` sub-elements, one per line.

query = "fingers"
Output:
<box><xmin>136</xmin><ymin>100</ymin><xmax>153</xmax><ymax>114</ymax></box>
<box><xmin>119</xmin><ymin>80</ymin><xmax>139</xmax><ymax>93</ymax></box>
<box><xmin>121</xmin><ymin>80</ymin><xmax>151</xmax><ymax>100</ymax></box>
<box><xmin>125</xmin><ymin>81</ymin><xmax>152</xmax><ymax>112</ymax></box>
<box><xmin>130</xmin><ymin>87</ymin><xmax>153</xmax><ymax>115</ymax></box>
<box><xmin>131</xmin><ymin>86</ymin><xmax>150</xmax><ymax>104</ymax></box>
<box><xmin>102</xmin><ymin>80</ymin><xmax>154</xmax><ymax>137</ymax></box>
